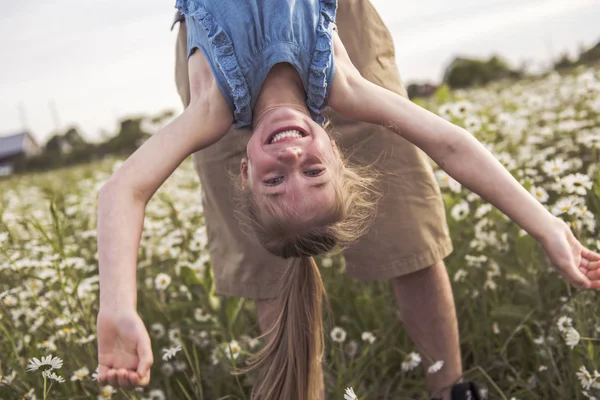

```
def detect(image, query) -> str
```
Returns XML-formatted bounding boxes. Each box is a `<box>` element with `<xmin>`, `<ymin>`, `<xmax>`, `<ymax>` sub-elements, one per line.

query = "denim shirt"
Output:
<box><xmin>175</xmin><ymin>0</ymin><xmax>337</xmax><ymax>129</ymax></box>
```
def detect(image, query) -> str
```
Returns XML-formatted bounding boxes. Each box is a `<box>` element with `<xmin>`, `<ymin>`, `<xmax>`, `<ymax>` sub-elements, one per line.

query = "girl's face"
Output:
<box><xmin>241</xmin><ymin>107</ymin><xmax>341</xmax><ymax>224</ymax></box>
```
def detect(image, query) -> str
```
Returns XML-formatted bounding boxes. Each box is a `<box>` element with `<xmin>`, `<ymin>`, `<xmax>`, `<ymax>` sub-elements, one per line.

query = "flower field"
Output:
<box><xmin>1</xmin><ymin>66</ymin><xmax>600</xmax><ymax>400</ymax></box>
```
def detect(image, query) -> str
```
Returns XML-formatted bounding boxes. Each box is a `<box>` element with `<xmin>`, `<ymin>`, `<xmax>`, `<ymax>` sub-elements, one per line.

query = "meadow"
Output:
<box><xmin>1</xmin><ymin>66</ymin><xmax>600</xmax><ymax>400</ymax></box>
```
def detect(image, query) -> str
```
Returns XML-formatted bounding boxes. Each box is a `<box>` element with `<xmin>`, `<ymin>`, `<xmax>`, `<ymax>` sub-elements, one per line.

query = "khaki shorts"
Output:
<box><xmin>174</xmin><ymin>0</ymin><xmax>453</xmax><ymax>299</ymax></box>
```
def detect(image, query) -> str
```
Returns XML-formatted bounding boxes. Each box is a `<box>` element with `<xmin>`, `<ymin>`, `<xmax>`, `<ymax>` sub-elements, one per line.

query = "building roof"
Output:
<box><xmin>0</xmin><ymin>132</ymin><xmax>36</xmax><ymax>160</ymax></box>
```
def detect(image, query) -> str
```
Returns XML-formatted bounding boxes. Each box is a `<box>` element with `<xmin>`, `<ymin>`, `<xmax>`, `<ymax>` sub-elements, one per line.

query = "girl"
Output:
<box><xmin>96</xmin><ymin>0</ymin><xmax>600</xmax><ymax>399</ymax></box>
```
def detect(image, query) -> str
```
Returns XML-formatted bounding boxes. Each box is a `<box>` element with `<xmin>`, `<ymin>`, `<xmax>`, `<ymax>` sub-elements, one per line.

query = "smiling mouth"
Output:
<box><xmin>266</xmin><ymin>128</ymin><xmax>308</xmax><ymax>145</ymax></box>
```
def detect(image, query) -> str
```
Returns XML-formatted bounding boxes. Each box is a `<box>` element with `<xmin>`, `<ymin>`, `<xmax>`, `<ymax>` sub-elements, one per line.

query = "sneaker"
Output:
<box><xmin>430</xmin><ymin>381</ymin><xmax>482</xmax><ymax>400</ymax></box>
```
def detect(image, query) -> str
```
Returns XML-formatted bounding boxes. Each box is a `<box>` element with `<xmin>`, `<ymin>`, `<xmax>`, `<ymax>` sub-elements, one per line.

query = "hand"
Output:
<box><xmin>540</xmin><ymin>217</ymin><xmax>600</xmax><ymax>289</ymax></box>
<box><xmin>96</xmin><ymin>308</ymin><xmax>154</xmax><ymax>389</ymax></box>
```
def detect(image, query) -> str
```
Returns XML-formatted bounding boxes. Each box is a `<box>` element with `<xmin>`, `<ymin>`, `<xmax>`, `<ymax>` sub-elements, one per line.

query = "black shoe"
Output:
<box><xmin>431</xmin><ymin>381</ymin><xmax>482</xmax><ymax>400</ymax></box>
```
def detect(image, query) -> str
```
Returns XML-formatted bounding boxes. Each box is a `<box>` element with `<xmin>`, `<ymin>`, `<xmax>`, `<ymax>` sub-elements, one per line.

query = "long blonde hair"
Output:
<box><xmin>234</xmin><ymin>147</ymin><xmax>379</xmax><ymax>400</ymax></box>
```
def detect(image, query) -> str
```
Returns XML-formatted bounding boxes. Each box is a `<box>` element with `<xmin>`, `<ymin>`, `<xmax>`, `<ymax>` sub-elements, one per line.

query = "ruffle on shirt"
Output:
<box><xmin>175</xmin><ymin>0</ymin><xmax>252</xmax><ymax>128</ymax></box>
<box><xmin>307</xmin><ymin>0</ymin><xmax>337</xmax><ymax>125</ymax></box>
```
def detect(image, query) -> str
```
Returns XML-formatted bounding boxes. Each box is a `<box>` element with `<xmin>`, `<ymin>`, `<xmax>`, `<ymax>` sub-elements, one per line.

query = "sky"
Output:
<box><xmin>1</xmin><ymin>0</ymin><xmax>599</xmax><ymax>144</ymax></box>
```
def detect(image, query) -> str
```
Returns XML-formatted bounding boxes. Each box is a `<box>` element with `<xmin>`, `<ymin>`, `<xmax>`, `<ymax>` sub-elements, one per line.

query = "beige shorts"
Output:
<box><xmin>174</xmin><ymin>0</ymin><xmax>453</xmax><ymax>299</ymax></box>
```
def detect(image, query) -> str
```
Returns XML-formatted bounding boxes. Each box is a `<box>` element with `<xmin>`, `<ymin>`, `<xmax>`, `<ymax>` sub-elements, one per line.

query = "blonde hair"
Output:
<box><xmin>234</xmin><ymin>145</ymin><xmax>380</xmax><ymax>400</ymax></box>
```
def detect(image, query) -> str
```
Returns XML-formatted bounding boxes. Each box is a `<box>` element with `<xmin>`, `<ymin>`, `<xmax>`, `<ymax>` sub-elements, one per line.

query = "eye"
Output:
<box><xmin>264</xmin><ymin>176</ymin><xmax>283</xmax><ymax>186</ymax></box>
<box><xmin>304</xmin><ymin>169</ymin><xmax>323</xmax><ymax>177</ymax></box>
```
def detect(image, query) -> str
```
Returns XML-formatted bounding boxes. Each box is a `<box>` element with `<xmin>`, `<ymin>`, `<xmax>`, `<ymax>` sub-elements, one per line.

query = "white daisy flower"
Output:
<box><xmin>529</xmin><ymin>186</ymin><xmax>549</xmax><ymax>203</ymax></box>
<box><xmin>344</xmin><ymin>387</ymin><xmax>358</xmax><ymax>400</ymax></box>
<box><xmin>224</xmin><ymin>340</ymin><xmax>241</xmax><ymax>360</ymax></box>
<box><xmin>577</xmin><ymin>365</ymin><xmax>594</xmax><ymax>390</ymax></box>
<box><xmin>542</xmin><ymin>157</ymin><xmax>571</xmax><ymax>177</ymax></box>
<box><xmin>474</xmin><ymin>204</ymin><xmax>492</xmax><ymax>218</ymax></box>
<box><xmin>43</xmin><ymin>370</ymin><xmax>65</xmax><ymax>383</ymax></box>
<box><xmin>551</xmin><ymin>196</ymin><xmax>583</xmax><ymax>216</ymax></box>
<box><xmin>361</xmin><ymin>332</ymin><xmax>376</xmax><ymax>344</ymax></box>
<box><xmin>155</xmin><ymin>273</ymin><xmax>172</xmax><ymax>291</ymax></box>
<box><xmin>564</xmin><ymin>173</ymin><xmax>593</xmax><ymax>195</ymax></box>
<box><xmin>492</xmin><ymin>322</ymin><xmax>500</xmax><ymax>335</ymax></box>
<box><xmin>453</xmin><ymin>269</ymin><xmax>468</xmax><ymax>282</ymax></box>
<box><xmin>451</xmin><ymin>200</ymin><xmax>470</xmax><ymax>221</ymax></box>
<box><xmin>428</xmin><ymin>360</ymin><xmax>445</xmax><ymax>374</ymax></box>
<box><xmin>556</xmin><ymin>316</ymin><xmax>573</xmax><ymax>333</ymax></box>
<box><xmin>194</xmin><ymin>308</ymin><xmax>211</xmax><ymax>322</ymax></box>
<box><xmin>160</xmin><ymin>363</ymin><xmax>175</xmax><ymax>377</ymax></box>
<box><xmin>162</xmin><ymin>344</ymin><xmax>182</xmax><ymax>361</ymax></box>
<box><xmin>97</xmin><ymin>385</ymin><xmax>116</xmax><ymax>399</ymax></box>
<box><xmin>26</xmin><ymin>355</ymin><xmax>63</xmax><ymax>372</ymax></box>
<box><xmin>321</xmin><ymin>257</ymin><xmax>333</xmax><ymax>268</ymax></box>
<box><xmin>401</xmin><ymin>352</ymin><xmax>421</xmax><ymax>372</ymax></box>
<box><xmin>563</xmin><ymin>327</ymin><xmax>581</xmax><ymax>348</ymax></box>
<box><xmin>149</xmin><ymin>389</ymin><xmax>167</xmax><ymax>400</ymax></box>
<box><xmin>330</xmin><ymin>327</ymin><xmax>347</xmax><ymax>343</ymax></box>
<box><xmin>464</xmin><ymin>116</ymin><xmax>482</xmax><ymax>132</ymax></box>
<box><xmin>150</xmin><ymin>323</ymin><xmax>166</xmax><ymax>339</ymax></box>
<box><xmin>451</xmin><ymin>100</ymin><xmax>474</xmax><ymax>119</ymax></box>
<box><xmin>70</xmin><ymin>366</ymin><xmax>89</xmax><ymax>381</ymax></box>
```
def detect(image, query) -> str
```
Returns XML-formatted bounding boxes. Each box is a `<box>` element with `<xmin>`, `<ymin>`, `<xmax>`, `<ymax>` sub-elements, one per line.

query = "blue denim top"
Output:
<box><xmin>175</xmin><ymin>0</ymin><xmax>337</xmax><ymax>129</ymax></box>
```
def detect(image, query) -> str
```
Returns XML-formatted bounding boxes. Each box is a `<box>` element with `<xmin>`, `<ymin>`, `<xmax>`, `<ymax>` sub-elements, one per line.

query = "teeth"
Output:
<box><xmin>269</xmin><ymin>130</ymin><xmax>304</xmax><ymax>144</ymax></box>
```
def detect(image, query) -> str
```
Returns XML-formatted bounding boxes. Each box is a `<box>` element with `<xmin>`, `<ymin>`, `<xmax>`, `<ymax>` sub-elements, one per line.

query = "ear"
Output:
<box><xmin>240</xmin><ymin>158</ymin><xmax>249</xmax><ymax>189</ymax></box>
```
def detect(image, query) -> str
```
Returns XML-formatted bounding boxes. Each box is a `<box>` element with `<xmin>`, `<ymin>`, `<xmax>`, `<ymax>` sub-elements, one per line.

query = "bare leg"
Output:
<box><xmin>391</xmin><ymin>260</ymin><xmax>462</xmax><ymax>400</ymax></box>
<box><xmin>256</xmin><ymin>299</ymin><xmax>326</xmax><ymax>400</ymax></box>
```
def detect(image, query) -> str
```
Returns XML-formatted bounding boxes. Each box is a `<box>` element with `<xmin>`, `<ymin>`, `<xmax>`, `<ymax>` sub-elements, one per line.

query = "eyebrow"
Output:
<box><xmin>264</xmin><ymin>181</ymin><xmax>329</xmax><ymax>198</ymax></box>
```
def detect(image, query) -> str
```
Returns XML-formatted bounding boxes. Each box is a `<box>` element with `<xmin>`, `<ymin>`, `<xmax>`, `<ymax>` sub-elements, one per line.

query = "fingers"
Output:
<box><xmin>136</xmin><ymin>338</ymin><xmax>154</xmax><ymax>385</ymax></box>
<box><xmin>582</xmin><ymin>247</ymin><xmax>600</xmax><ymax>261</ymax></box>
<box><xmin>586</xmin><ymin>267</ymin><xmax>600</xmax><ymax>280</ymax></box>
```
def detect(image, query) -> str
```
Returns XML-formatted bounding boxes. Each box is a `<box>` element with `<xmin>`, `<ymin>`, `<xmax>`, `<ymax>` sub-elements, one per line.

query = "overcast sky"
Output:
<box><xmin>1</xmin><ymin>0</ymin><xmax>599</xmax><ymax>143</ymax></box>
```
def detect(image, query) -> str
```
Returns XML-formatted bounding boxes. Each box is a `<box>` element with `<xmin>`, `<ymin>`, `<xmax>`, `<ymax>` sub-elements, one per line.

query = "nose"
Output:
<box><xmin>277</xmin><ymin>146</ymin><xmax>303</xmax><ymax>163</ymax></box>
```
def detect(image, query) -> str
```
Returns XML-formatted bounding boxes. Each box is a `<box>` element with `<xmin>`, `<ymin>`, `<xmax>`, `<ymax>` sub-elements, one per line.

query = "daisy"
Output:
<box><xmin>321</xmin><ymin>257</ymin><xmax>333</xmax><ymax>268</ymax></box>
<box><xmin>551</xmin><ymin>196</ymin><xmax>583</xmax><ymax>216</ymax></box>
<box><xmin>225</xmin><ymin>340</ymin><xmax>241</xmax><ymax>360</ymax></box>
<box><xmin>542</xmin><ymin>157</ymin><xmax>571</xmax><ymax>177</ymax></box>
<box><xmin>564</xmin><ymin>327</ymin><xmax>581</xmax><ymax>348</ymax></box>
<box><xmin>464</xmin><ymin>116</ymin><xmax>482</xmax><ymax>132</ymax></box>
<box><xmin>361</xmin><ymin>332</ymin><xmax>376</xmax><ymax>344</ymax></box>
<box><xmin>70</xmin><ymin>366</ymin><xmax>89</xmax><ymax>381</ymax></box>
<box><xmin>330</xmin><ymin>327</ymin><xmax>347</xmax><ymax>343</ymax></box>
<box><xmin>492</xmin><ymin>322</ymin><xmax>500</xmax><ymax>335</ymax></box>
<box><xmin>344</xmin><ymin>387</ymin><xmax>358</xmax><ymax>400</ymax></box>
<box><xmin>43</xmin><ymin>370</ymin><xmax>65</xmax><ymax>383</ymax></box>
<box><xmin>556</xmin><ymin>316</ymin><xmax>573</xmax><ymax>333</ymax></box>
<box><xmin>561</xmin><ymin>173</ymin><xmax>593</xmax><ymax>195</ymax></box>
<box><xmin>451</xmin><ymin>200</ymin><xmax>470</xmax><ymax>221</ymax></box>
<box><xmin>160</xmin><ymin>363</ymin><xmax>175</xmax><ymax>377</ymax></box>
<box><xmin>150</xmin><ymin>323</ymin><xmax>166</xmax><ymax>339</ymax></box>
<box><xmin>148</xmin><ymin>389</ymin><xmax>167</xmax><ymax>400</ymax></box>
<box><xmin>26</xmin><ymin>355</ymin><xmax>63</xmax><ymax>372</ymax></box>
<box><xmin>529</xmin><ymin>186</ymin><xmax>549</xmax><ymax>203</ymax></box>
<box><xmin>162</xmin><ymin>344</ymin><xmax>182</xmax><ymax>361</ymax></box>
<box><xmin>453</xmin><ymin>269</ymin><xmax>468</xmax><ymax>282</ymax></box>
<box><xmin>577</xmin><ymin>366</ymin><xmax>594</xmax><ymax>390</ymax></box>
<box><xmin>428</xmin><ymin>360</ymin><xmax>445</xmax><ymax>374</ymax></box>
<box><xmin>98</xmin><ymin>385</ymin><xmax>116</xmax><ymax>400</ymax></box>
<box><xmin>155</xmin><ymin>273</ymin><xmax>172</xmax><ymax>291</ymax></box>
<box><xmin>194</xmin><ymin>308</ymin><xmax>211</xmax><ymax>322</ymax></box>
<box><xmin>401</xmin><ymin>352</ymin><xmax>421</xmax><ymax>372</ymax></box>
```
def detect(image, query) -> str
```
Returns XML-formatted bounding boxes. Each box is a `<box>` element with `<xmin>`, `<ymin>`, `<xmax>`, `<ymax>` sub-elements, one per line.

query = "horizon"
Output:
<box><xmin>1</xmin><ymin>0</ymin><xmax>599</xmax><ymax>144</ymax></box>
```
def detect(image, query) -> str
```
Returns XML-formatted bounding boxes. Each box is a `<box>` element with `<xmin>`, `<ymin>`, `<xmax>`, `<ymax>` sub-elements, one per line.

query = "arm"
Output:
<box><xmin>328</xmin><ymin>32</ymin><xmax>600</xmax><ymax>289</ymax></box>
<box><xmin>98</xmin><ymin>82</ymin><xmax>232</xmax><ymax>311</ymax></box>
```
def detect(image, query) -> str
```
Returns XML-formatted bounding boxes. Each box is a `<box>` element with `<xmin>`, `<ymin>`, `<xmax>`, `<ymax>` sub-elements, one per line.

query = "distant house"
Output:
<box><xmin>0</xmin><ymin>132</ymin><xmax>42</xmax><ymax>177</ymax></box>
